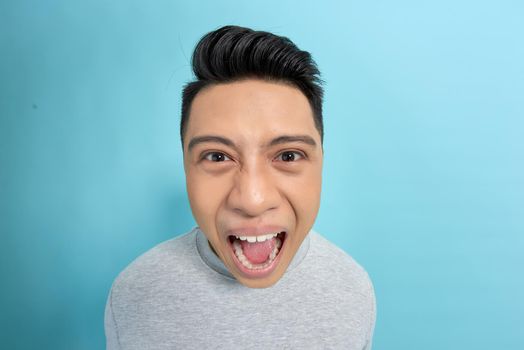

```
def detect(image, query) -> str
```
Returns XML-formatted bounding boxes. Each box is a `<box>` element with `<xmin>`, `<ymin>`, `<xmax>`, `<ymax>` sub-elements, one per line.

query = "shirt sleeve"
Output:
<box><xmin>363</xmin><ymin>272</ymin><xmax>377</xmax><ymax>350</ymax></box>
<box><xmin>104</xmin><ymin>288</ymin><xmax>121</xmax><ymax>350</ymax></box>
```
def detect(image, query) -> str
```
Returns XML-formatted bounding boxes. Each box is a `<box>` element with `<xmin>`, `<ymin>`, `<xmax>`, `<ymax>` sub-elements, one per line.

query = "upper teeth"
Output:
<box><xmin>234</xmin><ymin>232</ymin><xmax>280</xmax><ymax>243</ymax></box>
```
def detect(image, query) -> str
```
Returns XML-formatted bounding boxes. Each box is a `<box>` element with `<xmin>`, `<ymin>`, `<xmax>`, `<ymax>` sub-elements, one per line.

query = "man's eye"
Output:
<box><xmin>204</xmin><ymin>152</ymin><xmax>231</xmax><ymax>162</ymax></box>
<box><xmin>277</xmin><ymin>151</ymin><xmax>304</xmax><ymax>162</ymax></box>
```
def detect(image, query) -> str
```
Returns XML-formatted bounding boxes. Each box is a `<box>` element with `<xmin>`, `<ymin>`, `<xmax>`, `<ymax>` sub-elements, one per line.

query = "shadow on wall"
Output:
<box><xmin>109</xmin><ymin>184</ymin><xmax>197</xmax><ymax>273</ymax></box>
<box><xmin>1</xmin><ymin>184</ymin><xmax>195</xmax><ymax>349</ymax></box>
<box><xmin>155</xmin><ymin>186</ymin><xmax>197</xmax><ymax>244</ymax></box>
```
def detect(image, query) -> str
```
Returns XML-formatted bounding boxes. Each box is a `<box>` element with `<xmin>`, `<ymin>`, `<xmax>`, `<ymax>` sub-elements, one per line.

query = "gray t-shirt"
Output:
<box><xmin>105</xmin><ymin>228</ymin><xmax>376</xmax><ymax>349</ymax></box>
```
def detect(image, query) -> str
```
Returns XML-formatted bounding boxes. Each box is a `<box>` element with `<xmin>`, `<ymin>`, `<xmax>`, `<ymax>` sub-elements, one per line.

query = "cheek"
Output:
<box><xmin>186</xmin><ymin>171</ymin><xmax>231</xmax><ymax>223</ymax></box>
<box><xmin>282</xmin><ymin>169</ymin><xmax>322</xmax><ymax>222</ymax></box>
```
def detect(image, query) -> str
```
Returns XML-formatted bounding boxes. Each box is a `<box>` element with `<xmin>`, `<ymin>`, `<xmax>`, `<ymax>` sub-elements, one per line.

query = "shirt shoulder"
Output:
<box><xmin>304</xmin><ymin>233</ymin><xmax>375</xmax><ymax>312</ymax></box>
<box><xmin>277</xmin><ymin>231</ymin><xmax>376</xmax><ymax>348</ymax></box>
<box><xmin>308</xmin><ymin>231</ymin><xmax>373</xmax><ymax>287</ymax></box>
<box><xmin>105</xmin><ymin>228</ymin><xmax>205</xmax><ymax>349</ymax></box>
<box><xmin>108</xmin><ymin>228</ymin><xmax>204</xmax><ymax>298</ymax></box>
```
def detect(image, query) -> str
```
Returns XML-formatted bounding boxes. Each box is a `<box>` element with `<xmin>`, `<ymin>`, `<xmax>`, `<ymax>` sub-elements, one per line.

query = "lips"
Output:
<box><xmin>226</xmin><ymin>230</ymin><xmax>287</xmax><ymax>278</ymax></box>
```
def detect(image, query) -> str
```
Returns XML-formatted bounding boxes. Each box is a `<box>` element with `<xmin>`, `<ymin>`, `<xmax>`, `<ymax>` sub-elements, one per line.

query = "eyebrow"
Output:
<box><xmin>268</xmin><ymin>135</ymin><xmax>317</xmax><ymax>148</ymax></box>
<box><xmin>187</xmin><ymin>135</ymin><xmax>236</xmax><ymax>152</ymax></box>
<box><xmin>187</xmin><ymin>134</ymin><xmax>317</xmax><ymax>152</ymax></box>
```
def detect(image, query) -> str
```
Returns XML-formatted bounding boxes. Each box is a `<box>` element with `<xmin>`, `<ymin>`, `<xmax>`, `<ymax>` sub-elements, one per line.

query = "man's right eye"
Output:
<box><xmin>203</xmin><ymin>152</ymin><xmax>231</xmax><ymax>162</ymax></box>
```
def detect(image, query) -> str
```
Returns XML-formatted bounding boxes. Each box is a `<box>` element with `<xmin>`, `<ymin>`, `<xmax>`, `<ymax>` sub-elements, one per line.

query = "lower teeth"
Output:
<box><xmin>232</xmin><ymin>238</ymin><xmax>282</xmax><ymax>270</ymax></box>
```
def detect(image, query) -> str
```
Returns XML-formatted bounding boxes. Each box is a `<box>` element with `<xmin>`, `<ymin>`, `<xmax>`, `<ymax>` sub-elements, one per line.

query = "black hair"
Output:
<box><xmin>180</xmin><ymin>25</ymin><xmax>324</xmax><ymax>145</ymax></box>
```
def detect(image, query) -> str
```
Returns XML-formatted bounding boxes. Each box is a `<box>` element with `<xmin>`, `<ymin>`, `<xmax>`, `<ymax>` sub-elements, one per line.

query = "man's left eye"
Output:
<box><xmin>277</xmin><ymin>151</ymin><xmax>303</xmax><ymax>162</ymax></box>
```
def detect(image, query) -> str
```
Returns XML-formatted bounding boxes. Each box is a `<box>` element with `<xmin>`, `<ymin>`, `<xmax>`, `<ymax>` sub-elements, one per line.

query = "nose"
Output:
<box><xmin>227</xmin><ymin>163</ymin><xmax>281</xmax><ymax>217</ymax></box>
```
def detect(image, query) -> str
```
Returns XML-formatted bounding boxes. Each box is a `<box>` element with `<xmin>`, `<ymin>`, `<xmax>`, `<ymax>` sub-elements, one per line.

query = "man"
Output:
<box><xmin>105</xmin><ymin>25</ymin><xmax>376</xmax><ymax>349</ymax></box>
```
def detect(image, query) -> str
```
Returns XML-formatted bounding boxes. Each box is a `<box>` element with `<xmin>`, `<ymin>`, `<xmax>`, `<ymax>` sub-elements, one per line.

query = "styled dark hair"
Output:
<box><xmin>180</xmin><ymin>25</ymin><xmax>324</xmax><ymax>145</ymax></box>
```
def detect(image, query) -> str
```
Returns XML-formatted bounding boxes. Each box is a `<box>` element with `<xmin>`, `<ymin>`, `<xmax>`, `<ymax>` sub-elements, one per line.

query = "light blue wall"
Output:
<box><xmin>1</xmin><ymin>1</ymin><xmax>523</xmax><ymax>349</ymax></box>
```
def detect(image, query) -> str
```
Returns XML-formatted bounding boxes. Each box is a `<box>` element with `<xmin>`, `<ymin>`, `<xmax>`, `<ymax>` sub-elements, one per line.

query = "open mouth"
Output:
<box><xmin>227</xmin><ymin>231</ymin><xmax>287</xmax><ymax>276</ymax></box>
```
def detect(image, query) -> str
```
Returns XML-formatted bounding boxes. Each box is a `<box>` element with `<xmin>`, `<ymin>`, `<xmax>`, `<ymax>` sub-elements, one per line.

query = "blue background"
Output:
<box><xmin>1</xmin><ymin>1</ymin><xmax>523</xmax><ymax>349</ymax></box>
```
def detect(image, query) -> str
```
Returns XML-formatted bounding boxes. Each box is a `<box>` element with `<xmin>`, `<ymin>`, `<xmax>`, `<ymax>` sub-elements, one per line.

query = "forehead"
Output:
<box><xmin>186</xmin><ymin>80</ymin><xmax>319</xmax><ymax>145</ymax></box>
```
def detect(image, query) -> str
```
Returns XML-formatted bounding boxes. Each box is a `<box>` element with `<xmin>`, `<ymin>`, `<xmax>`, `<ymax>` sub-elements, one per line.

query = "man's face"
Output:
<box><xmin>183</xmin><ymin>79</ymin><xmax>323</xmax><ymax>288</ymax></box>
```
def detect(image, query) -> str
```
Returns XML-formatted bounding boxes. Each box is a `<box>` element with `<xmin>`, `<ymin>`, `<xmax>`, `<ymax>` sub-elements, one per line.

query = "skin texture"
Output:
<box><xmin>183</xmin><ymin>79</ymin><xmax>323</xmax><ymax>288</ymax></box>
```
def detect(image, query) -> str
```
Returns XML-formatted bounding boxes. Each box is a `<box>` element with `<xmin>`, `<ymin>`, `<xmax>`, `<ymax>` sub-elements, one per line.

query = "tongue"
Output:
<box><xmin>240</xmin><ymin>238</ymin><xmax>276</xmax><ymax>264</ymax></box>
